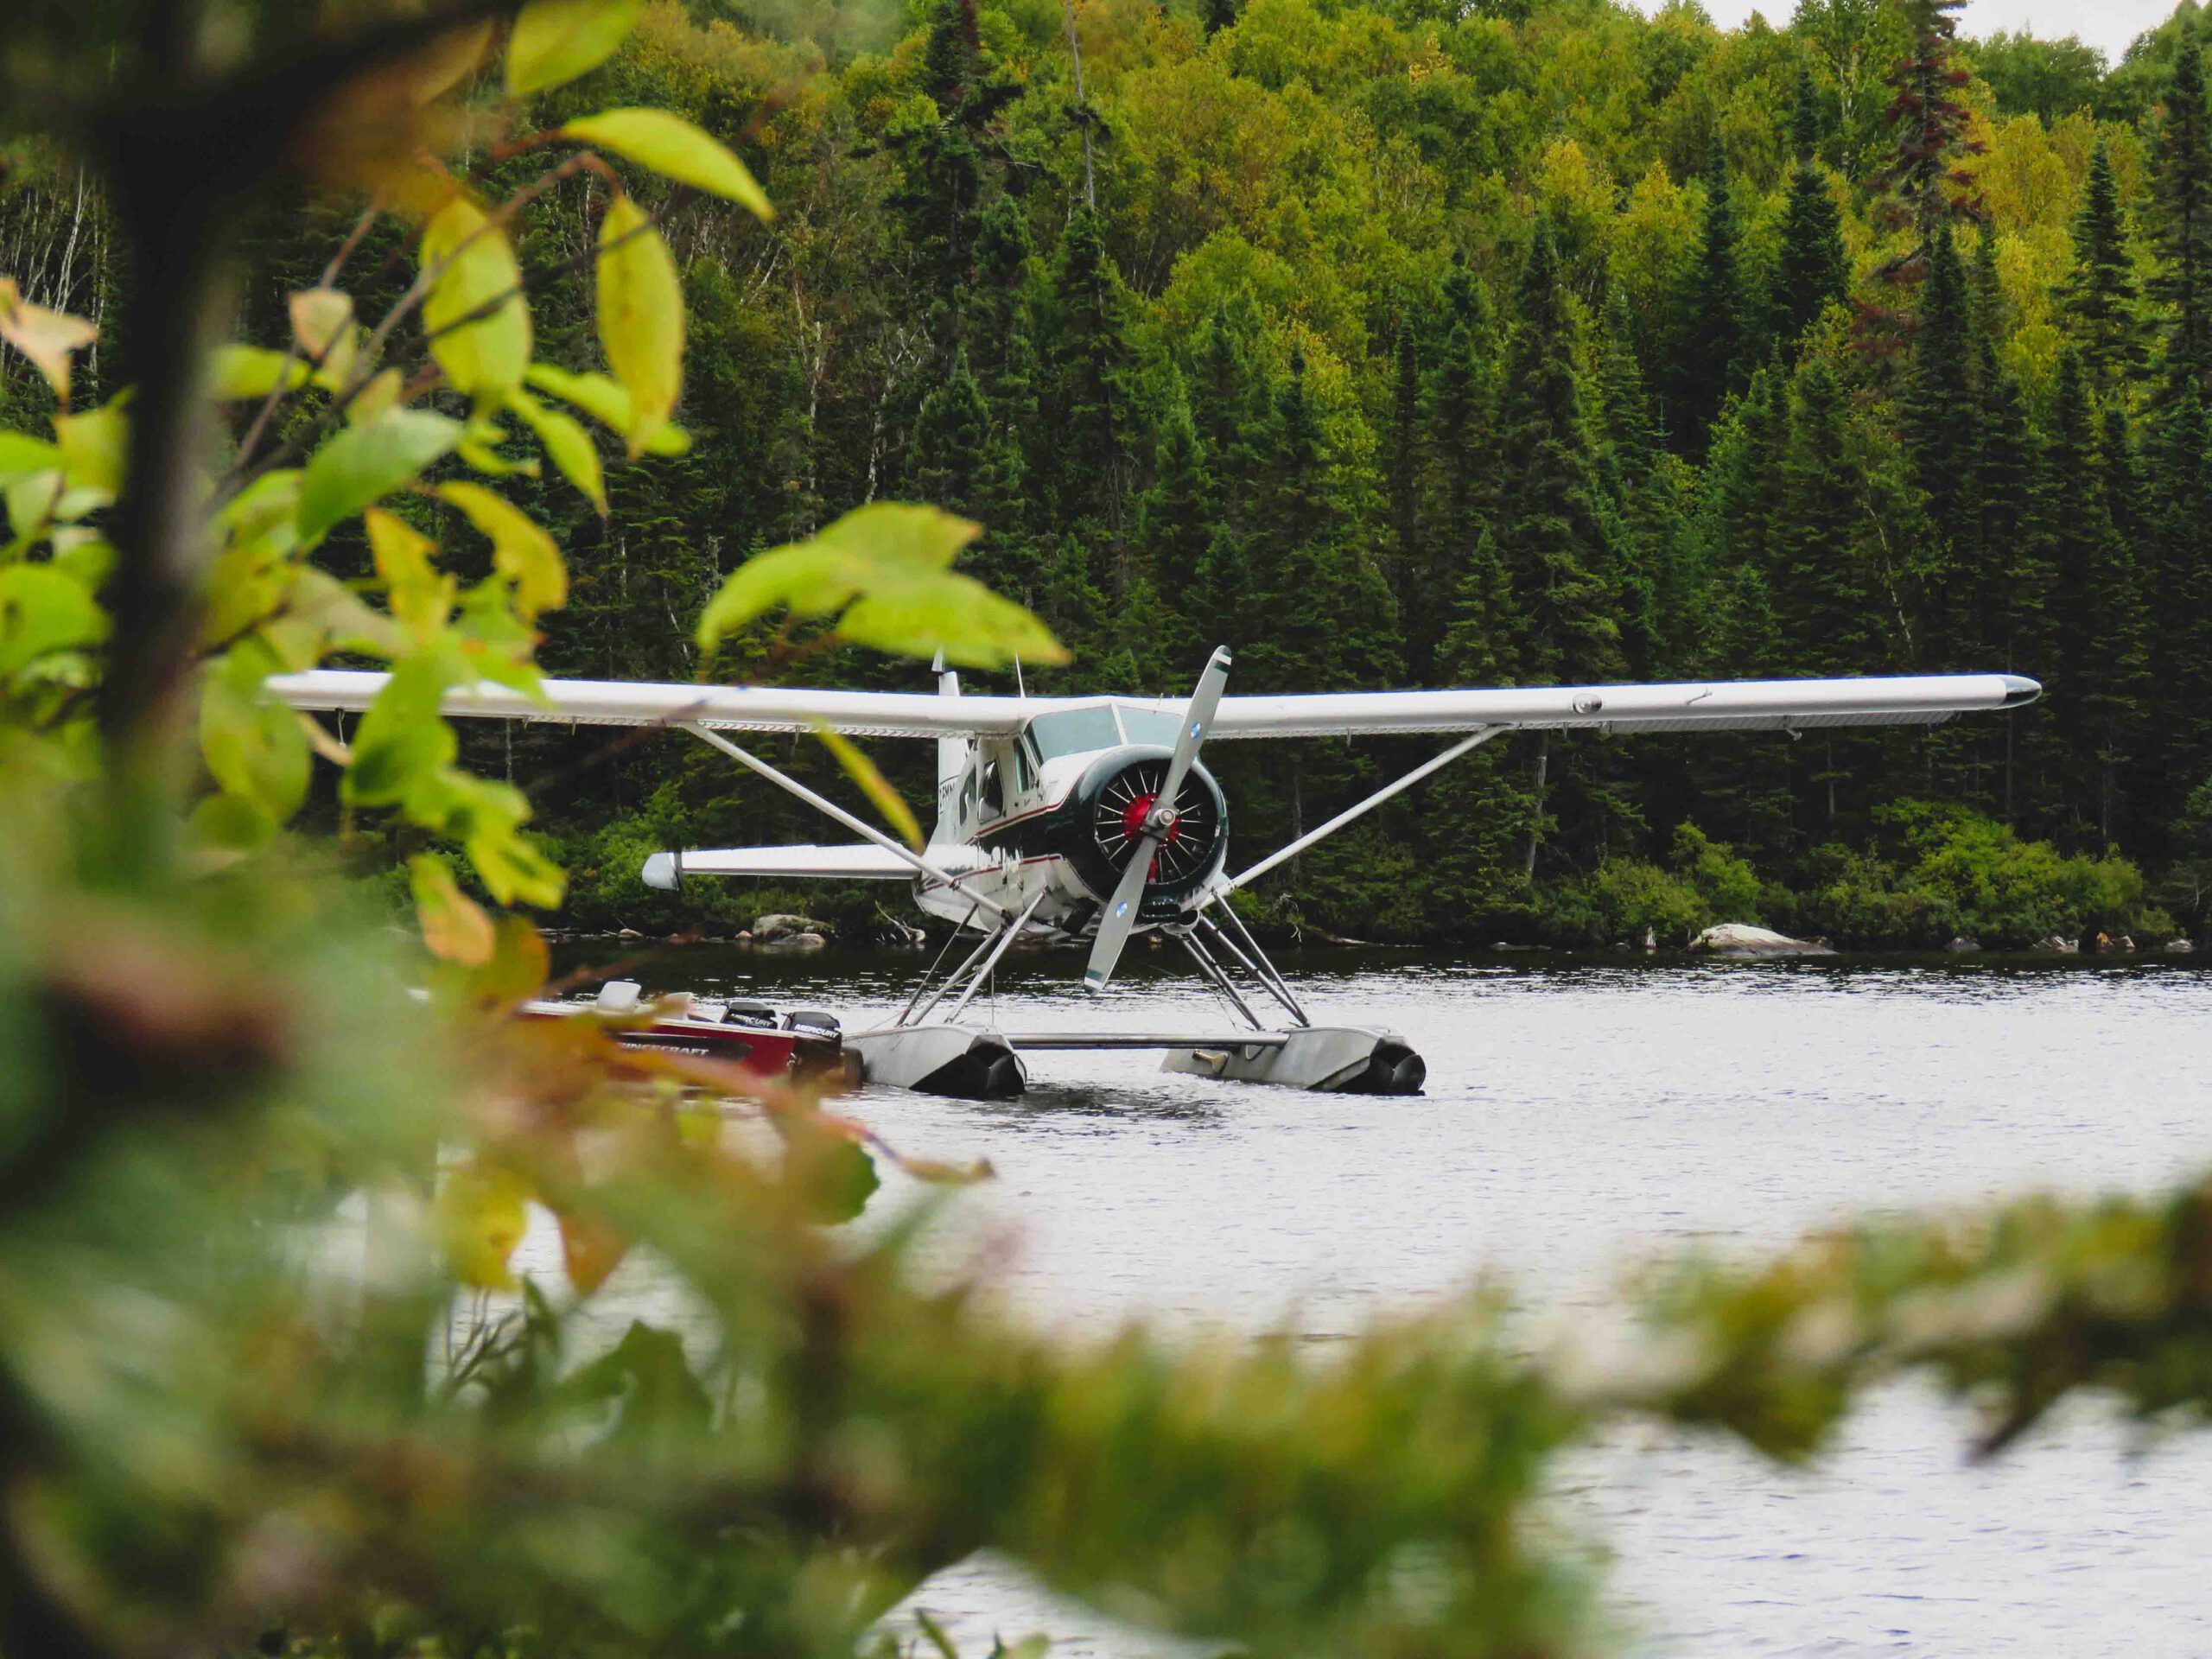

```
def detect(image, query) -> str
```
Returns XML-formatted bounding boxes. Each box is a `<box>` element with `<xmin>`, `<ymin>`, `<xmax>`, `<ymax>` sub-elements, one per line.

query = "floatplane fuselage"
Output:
<box><xmin>270</xmin><ymin>652</ymin><xmax>2041</xmax><ymax>1100</ymax></box>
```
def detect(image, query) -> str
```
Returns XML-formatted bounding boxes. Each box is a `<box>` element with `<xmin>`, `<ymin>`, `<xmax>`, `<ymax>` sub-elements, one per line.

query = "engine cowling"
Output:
<box><xmin>1061</xmin><ymin>746</ymin><xmax>1228</xmax><ymax>919</ymax></box>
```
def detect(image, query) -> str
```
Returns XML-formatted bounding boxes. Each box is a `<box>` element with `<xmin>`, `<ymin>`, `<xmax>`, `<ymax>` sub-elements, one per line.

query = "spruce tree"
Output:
<box><xmin>1247</xmin><ymin>346</ymin><xmax>1402</xmax><ymax>695</ymax></box>
<box><xmin>1135</xmin><ymin>380</ymin><xmax>1214</xmax><ymax>670</ymax></box>
<box><xmin>1672</xmin><ymin>148</ymin><xmax>1743</xmax><ymax>451</ymax></box>
<box><xmin>2040</xmin><ymin>347</ymin><xmax>2133</xmax><ymax>844</ymax></box>
<box><xmin>1871</xmin><ymin>0</ymin><xmax>1984</xmax><ymax>291</ymax></box>
<box><xmin>908</xmin><ymin>345</ymin><xmax>990</xmax><ymax>513</ymax></box>
<box><xmin>1905</xmin><ymin>220</ymin><xmax>1977</xmax><ymax>664</ymax></box>
<box><xmin>1594</xmin><ymin>287</ymin><xmax>1667</xmax><ymax>677</ymax></box>
<box><xmin>1422</xmin><ymin>295</ymin><xmax>1497</xmax><ymax>680</ymax></box>
<box><xmin>2068</xmin><ymin>140</ymin><xmax>2147</xmax><ymax>393</ymax></box>
<box><xmin>1039</xmin><ymin>205</ymin><xmax>1136</xmax><ymax>536</ymax></box>
<box><xmin>1384</xmin><ymin>318</ymin><xmax>1425</xmax><ymax>651</ymax></box>
<box><xmin>1771</xmin><ymin>67</ymin><xmax>1849</xmax><ymax>351</ymax></box>
<box><xmin>2152</xmin><ymin>40</ymin><xmax>2212</xmax><ymax>402</ymax></box>
<box><xmin>1498</xmin><ymin>219</ymin><xmax>1626</xmax><ymax>871</ymax></box>
<box><xmin>2145</xmin><ymin>386</ymin><xmax>2212</xmax><ymax>818</ymax></box>
<box><xmin>2091</xmin><ymin>404</ymin><xmax>2153</xmax><ymax>842</ymax></box>
<box><xmin>1498</xmin><ymin>219</ymin><xmax>1623</xmax><ymax>688</ymax></box>
<box><xmin>1772</xmin><ymin>357</ymin><xmax>1884</xmax><ymax>828</ymax></box>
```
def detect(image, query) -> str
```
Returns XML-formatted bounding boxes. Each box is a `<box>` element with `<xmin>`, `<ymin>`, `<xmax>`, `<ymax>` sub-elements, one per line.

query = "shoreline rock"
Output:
<box><xmin>1689</xmin><ymin>922</ymin><xmax>1837</xmax><ymax>957</ymax></box>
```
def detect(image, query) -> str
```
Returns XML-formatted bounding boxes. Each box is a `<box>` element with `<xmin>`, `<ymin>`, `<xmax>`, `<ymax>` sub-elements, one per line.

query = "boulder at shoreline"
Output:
<box><xmin>1689</xmin><ymin>922</ymin><xmax>1837</xmax><ymax>957</ymax></box>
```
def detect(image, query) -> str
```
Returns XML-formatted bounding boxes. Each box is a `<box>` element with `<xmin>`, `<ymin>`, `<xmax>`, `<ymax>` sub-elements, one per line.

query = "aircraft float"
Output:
<box><xmin>269</xmin><ymin>654</ymin><xmax>2041</xmax><ymax>1099</ymax></box>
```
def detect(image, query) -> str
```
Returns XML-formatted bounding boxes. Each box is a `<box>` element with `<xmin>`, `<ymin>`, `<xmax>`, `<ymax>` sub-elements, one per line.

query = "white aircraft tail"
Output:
<box><xmin>933</xmin><ymin>651</ymin><xmax>967</xmax><ymax>838</ymax></box>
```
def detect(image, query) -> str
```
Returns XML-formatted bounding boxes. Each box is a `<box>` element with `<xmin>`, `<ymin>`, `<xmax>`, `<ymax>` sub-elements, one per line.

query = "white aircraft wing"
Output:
<box><xmin>267</xmin><ymin>669</ymin><xmax>2039</xmax><ymax>742</ymax></box>
<box><xmin>264</xmin><ymin>669</ymin><xmax>1035</xmax><ymax>738</ymax></box>
<box><xmin>642</xmin><ymin>844</ymin><xmax>991</xmax><ymax>887</ymax></box>
<box><xmin>1195</xmin><ymin>674</ymin><xmax>2042</xmax><ymax>739</ymax></box>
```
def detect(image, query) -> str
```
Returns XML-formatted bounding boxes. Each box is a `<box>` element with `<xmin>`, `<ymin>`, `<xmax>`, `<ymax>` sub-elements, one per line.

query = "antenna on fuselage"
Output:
<box><xmin>1014</xmin><ymin>653</ymin><xmax>1026</xmax><ymax>700</ymax></box>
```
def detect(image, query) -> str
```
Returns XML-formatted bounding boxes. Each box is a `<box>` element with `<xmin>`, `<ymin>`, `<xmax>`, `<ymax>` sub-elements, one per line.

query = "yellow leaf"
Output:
<box><xmin>289</xmin><ymin>287</ymin><xmax>358</xmax><ymax>387</ymax></box>
<box><xmin>509</xmin><ymin>385</ymin><xmax>607</xmax><ymax>512</ymax></box>
<box><xmin>522</xmin><ymin>363</ymin><xmax>689</xmax><ymax>454</ymax></box>
<box><xmin>561</xmin><ymin>107</ymin><xmax>772</xmax><ymax>219</ymax></box>
<box><xmin>422</xmin><ymin>196</ymin><xmax>531</xmax><ymax>400</ymax></box>
<box><xmin>0</xmin><ymin>277</ymin><xmax>97</xmax><ymax>404</ymax></box>
<box><xmin>408</xmin><ymin>16</ymin><xmax>493</xmax><ymax>104</ymax></box>
<box><xmin>594</xmin><ymin>194</ymin><xmax>683</xmax><ymax>457</ymax></box>
<box><xmin>435</xmin><ymin>1163</ymin><xmax>531</xmax><ymax>1290</ymax></box>
<box><xmin>812</xmin><ymin>721</ymin><xmax>922</xmax><ymax>850</ymax></box>
<box><xmin>346</xmin><ymin>366</ymin><xmax>406</xmax><ymax>426</ymax></box>
<box><xmin>364</xmin><ymin>505</ymin><xmax>452</xmax><ymax>633</ymax></box>
<box><xmin>505</xmin><ymin>0</ymin><xmax>642</xmax><ymax>97</ymax></box>
<box><xmin>556</xmin><ymin>1207</ymin><xmax>629</xmax><ymax>1295</ymax></box>
<box><xmin>436</xmin><ymin>480</ymin><xmax>568</xmax><ymax>617</ymax></box>
<box><xmin>410</xmin><ymin>854</ymin><xmax>497</xmax><ymax>964</ymax></box>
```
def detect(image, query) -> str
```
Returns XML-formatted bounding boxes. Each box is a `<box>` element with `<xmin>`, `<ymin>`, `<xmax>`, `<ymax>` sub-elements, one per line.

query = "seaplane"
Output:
<box><xmin>268</xmin><ymin>654</ymin><xmax>2042</xmax><ymax>1099</ymax></box>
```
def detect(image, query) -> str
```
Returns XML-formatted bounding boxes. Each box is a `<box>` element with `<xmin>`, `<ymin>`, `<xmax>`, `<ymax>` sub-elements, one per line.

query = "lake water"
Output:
<box><xmin>545</xmin><ymin>944</ymin><xmax>2212</xmax><ymax>1657</ymax></box>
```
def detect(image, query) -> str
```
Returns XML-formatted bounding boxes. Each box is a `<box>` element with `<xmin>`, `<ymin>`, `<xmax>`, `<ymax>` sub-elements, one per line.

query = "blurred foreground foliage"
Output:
<box><xmin>2</xmin><ymin>4</ymin><xmax>2211</xmax><ymax>1659</ymax></box>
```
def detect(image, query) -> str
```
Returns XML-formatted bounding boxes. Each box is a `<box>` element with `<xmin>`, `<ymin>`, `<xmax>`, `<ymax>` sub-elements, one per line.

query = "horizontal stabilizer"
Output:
<box><xmin>641</xmin><ymin>844</ymin><xmax>989</xmax><ymax>888</ymax></box>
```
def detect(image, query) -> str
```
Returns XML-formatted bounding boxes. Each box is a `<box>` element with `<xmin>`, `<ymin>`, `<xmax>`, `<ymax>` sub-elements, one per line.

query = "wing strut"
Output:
<box><xmin>680</xmin><ymin>722</ymin><xmax>1014</xmax><ymax>923</ymax></box>
<box><xmin>1216</xmin><ymin>726</ymin><xmax>1507</xmax><ymax>898</ymax></box>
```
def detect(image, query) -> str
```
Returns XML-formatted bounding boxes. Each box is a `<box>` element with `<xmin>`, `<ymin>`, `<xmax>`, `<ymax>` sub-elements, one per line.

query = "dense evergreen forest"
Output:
<box><xmin>12</xmin><ymin>0</ymin><xmax>2212</xmax><ymax>947</ymax></box>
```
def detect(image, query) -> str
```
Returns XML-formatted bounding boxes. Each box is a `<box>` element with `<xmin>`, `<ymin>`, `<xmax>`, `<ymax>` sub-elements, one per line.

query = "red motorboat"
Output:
<box><xmin>520</xmin><ymin>981</ymin><xmax>844</xmax><ymax>1083</ymax></box>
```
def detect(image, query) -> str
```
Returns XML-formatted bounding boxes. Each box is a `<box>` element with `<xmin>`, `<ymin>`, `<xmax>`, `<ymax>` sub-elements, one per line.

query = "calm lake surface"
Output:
<box><xmin>539</xmin><ymin>945</ymin><xmax>2212</xmax><ymax>1657</ymax></box>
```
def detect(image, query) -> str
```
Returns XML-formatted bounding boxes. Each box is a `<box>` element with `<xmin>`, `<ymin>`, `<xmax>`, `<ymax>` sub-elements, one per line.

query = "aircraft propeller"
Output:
<box><xmin>1083</xmin><ymin>645</ymin><xmax>1231</xmax><ymax>993</ymax></box>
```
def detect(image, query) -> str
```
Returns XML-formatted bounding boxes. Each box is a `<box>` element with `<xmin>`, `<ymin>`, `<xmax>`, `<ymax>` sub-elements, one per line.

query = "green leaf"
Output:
<box><xmin>3</xmin><ymin>471</ymin><xmax>63</xmax><ymax>549</ymax></box>
<box><xmin>697</xmin><ymin>503</ymin><xmax>1068</xmax><ymax>669</ymax></box>
<box><xmin>261</xmin><ymin>567</ymin><xmax>401</xmax><ymax>669</ymax></box>
<box><xmin>509</xmin><ymin>385</ymin><xmax>607</xmax><ymax>512</ymax></box>
<box><xmin>0</xmin><ymin>562</ymin><xmax>109</xmax><ymax>678</ymax></box>
<box><xmin>0</xmin><ymin>432</ymin><xmax>60</xmax><ymax>487</ymax></box>
<box><xmin>207</xmin><ymin>344</ymin><xmax>310</xmax><ymax>401</ymax></box>
<box><xmin>436</xmin><ymin>480</ymin><xmax>567</xmax><ymax>618</ymax></box>
<box><xmin>561</xmin><ymin>108</ymin><xmax>773</xmax><ymax>219</ymax></box>
<box><xmin>505</xmin><ymin>0</ymin><xmax>642</xmax><ymax>96</ymax></box>
<box><xmin>422</xmin><ymin>197</ymin><xmax>531</xmax><ymax>401</ymax></box>
<box><xmin>188</xmin><ymin>791</ymin><xmax>277</xmax><ymax>855</ymax></box>
<box><xmin>429</xmin><ymin>770</ymin><xmax>564</xmax><ymax>906</ymax></box>
<box><xmin>200</xmin><ymin>641</ymin><xmax>311</xmax><ymax>825</ymax></box>
<box><xmin>296</xmin><ymin>408</ymin><xmax>464</xmax><ymax>548</ymax></box>
<box><xmin>789</xmin><ymin>1127</ymin><xmax>880</xmax><ymax>1224</ymax></box>
<box><xmin>812</xmin><ymin>722</ymin><xmax>922</xmax><ymax>851</ymax></box>
<box><xmin>53</xmin><ymin>399</ymin><xmax>130</xmax><ymax>501</ymax></box>
<box><xmin>594</xmin><ymin>194</ymin><xmax>683</xmax><ymax>457</ymax></box>
<box><xmin>522</xmin><ymin>364</ymin><xmax>689</xmax><ymax>454</ymax></box>
<box><xmin>342</xmin><ymin>653</ymin><xmax>459</xmax><ymax>807</ymax></box>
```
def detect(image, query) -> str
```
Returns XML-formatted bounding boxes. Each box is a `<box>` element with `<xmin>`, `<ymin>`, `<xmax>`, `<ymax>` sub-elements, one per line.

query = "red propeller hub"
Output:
<box><xmin>1120</xmin><ymin>792</ymin><xmax>1183</xmax><ymax>843</ymax></box>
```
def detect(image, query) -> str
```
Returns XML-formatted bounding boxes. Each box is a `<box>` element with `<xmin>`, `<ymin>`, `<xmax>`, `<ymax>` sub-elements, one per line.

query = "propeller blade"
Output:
<box><xmin>1082</xmin><ymin>646</ymin><xmax>1232</xmax><ymax>994</ymax></box>
<box><xmin>1158</xmin><ymin>645</ymin><xmax>1231</xmax><ymax>814</ymax></box>
<box><xmin>1083</xmin><ymin>827</ymin><xmax>1157</xmax><ymax>991</ymax></box>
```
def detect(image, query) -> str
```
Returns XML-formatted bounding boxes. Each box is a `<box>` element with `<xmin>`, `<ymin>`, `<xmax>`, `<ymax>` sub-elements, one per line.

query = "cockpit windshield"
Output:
<box><xmin>1115</xmin><ymin>707</ymin><xmax>1184</xmax><ymax>747</ymax></box>
<box><xmin>1027</xmin><ymin>706</ymin><xmax>1121</xmax><ymax>760</ymax></box>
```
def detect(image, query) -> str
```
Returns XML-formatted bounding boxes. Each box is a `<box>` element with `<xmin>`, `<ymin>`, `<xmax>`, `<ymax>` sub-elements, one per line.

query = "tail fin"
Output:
<box><xmin>933</xmin><ymin>650</ymin><xmax>967</xmax><ymax>833</ymax></box>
